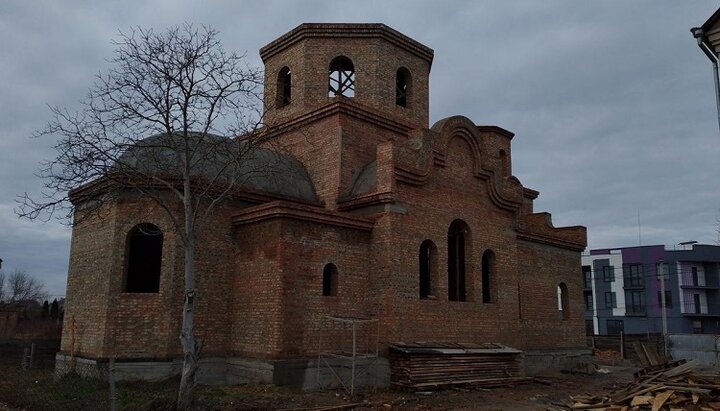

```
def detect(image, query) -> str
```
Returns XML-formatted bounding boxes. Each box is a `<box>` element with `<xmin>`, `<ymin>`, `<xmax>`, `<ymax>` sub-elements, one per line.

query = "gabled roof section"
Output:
<box><xmin>701</xmin><ymin>7</ymin><xmax>720</xmax><ymax>32</ymax></box>
<box><xmin>260</xmin><ymin>23</ymin><xmax>434</xmax><ymax>67</ymax></box>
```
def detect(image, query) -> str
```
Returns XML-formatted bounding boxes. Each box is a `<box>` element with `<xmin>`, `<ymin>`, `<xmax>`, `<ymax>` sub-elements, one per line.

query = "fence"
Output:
<box><xmin>0</xmin><ymin>339</ymin><xmax>177</xmax><ymax>411</ymax></box>
<box><xmin>587</xmin><ymin>333</ymin><xmax>664</xmax><ymax>363</ymax></box>
<box><xmin>668</xmin><ymin>334</ymin><xmax>720</xmax><ymax>366</ymax></box>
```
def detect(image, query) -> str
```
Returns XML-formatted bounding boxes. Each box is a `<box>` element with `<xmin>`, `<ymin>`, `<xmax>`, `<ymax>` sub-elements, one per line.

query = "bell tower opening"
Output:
<box><xmin>328</xmin><ymin>56</ymin><xmax>355</xmax><ymax>98</ymax></box>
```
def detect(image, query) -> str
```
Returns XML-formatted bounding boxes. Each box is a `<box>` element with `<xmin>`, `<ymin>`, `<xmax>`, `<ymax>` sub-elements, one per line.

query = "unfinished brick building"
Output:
<box><xmin>58</xmin><ymin>23</ymin><xmax>588</xmax><ymax>387</ymax></box>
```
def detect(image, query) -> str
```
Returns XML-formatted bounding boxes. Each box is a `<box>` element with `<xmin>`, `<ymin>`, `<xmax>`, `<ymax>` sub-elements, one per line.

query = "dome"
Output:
<box><xmin>117</xmin><ymin>132</ymin><xmax>317</xmax><ymax>202</ymax></box>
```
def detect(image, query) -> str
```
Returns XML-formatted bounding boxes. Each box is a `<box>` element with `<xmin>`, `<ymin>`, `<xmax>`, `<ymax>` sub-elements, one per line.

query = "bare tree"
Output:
<box><xmin>3</xmin><ymin>270</ymin><xmax>47</xmax><ymax>303</ymax></box>
<box><xmin>16</xmin><ymin>24</ymin><xmax>266</xmax><ymax>409</ymax></box>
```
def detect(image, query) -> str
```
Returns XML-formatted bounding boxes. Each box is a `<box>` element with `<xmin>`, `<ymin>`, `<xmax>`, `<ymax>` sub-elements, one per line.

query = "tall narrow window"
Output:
<box><xmin>481</xmin><ymin>250</ymin><xmax>495</xmax><ymax>303</ymax></box>
<box><xmin>322</xmin><ymin>263</ymin><xmax>338</xmax><ymax>297</ymax></box>
<box><xmin>448</xmin><ymin>220</ymin><xmax>469</xmax><ymax>301</ymax></box>
<box><xmin>395</xmin><ymin>67</ymin><xmax>411</xmax><ymax>107</ymax></box>
<box><xmin>558</xmin><ymin>282</ymin><xmax>569</xmax><ymax>320</ymax></box>
<box><xmin>419</xmin><ymin>240</ymin><xmax>437</xmax><ymax>299</ymax></box>
<box><xmin>328</xmin><ymin>56</ymin><xmax>355</xmax><ymax>97</ymax></box>
<box><xmin>276</xmin><ymin>66</ymin><xmax>291</xmax><ymax>108</ymax></box>
<box><xmin>125</xmin><ymin>223</ymin><xmax>163</xmax><ymax>293</ymax></box>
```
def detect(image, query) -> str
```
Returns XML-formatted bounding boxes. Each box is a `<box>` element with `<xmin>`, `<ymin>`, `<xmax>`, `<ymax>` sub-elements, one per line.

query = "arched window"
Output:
<box><xmin>419</xmin><ymin>240</ymin><xmax>438</xmax><ymax>299</ymax></box>
<box><xmin>395</xmin><ymin>67</ymin><xmax>412</xmax><ymax>107</ymax></box>
<box><xmin>125</xmin><ymin>223</ymin><xmax>163</xmax><ymax>293</ymax></box>
<box><xmin>448</xmin><ymin>220</ymin><xmax>470</xmax><ymax>301</ymax></box>
<box><xmin>328</xmin><ymin>56</ymin><xmax>355</xmax><ymax>98</ymax></box>
<box><xmin>481</xmin><ymin>250</ymin><xmax>495</xmax><ymax>303</ymax></box>
<box><xmin>276</xmin><ymin>66</ymin><xmax>291</xmax><ymax>108</ymax></box>
<box><xmin>558</xmin><ymin>282</ymin><xmax>569</xmax><ymax>320</ymax></box>
<box><xmin>322</xmin><ymin>263</ymin><xmax>338</xmax><ymax>297</ymax></box>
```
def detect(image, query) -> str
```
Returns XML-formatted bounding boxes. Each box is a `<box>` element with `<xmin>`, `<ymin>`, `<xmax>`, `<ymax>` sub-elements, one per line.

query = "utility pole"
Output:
<box><xmin>658</xmin><ymin>259</ymin><xmax>668</xmax><ymax>358</ymax></box>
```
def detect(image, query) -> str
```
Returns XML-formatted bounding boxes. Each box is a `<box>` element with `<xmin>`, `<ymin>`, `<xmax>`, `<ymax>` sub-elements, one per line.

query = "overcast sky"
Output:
<box><xmin>1</xmin><ymin>1</ymin><xmax>719</xmax><ymax>297</ymax></box>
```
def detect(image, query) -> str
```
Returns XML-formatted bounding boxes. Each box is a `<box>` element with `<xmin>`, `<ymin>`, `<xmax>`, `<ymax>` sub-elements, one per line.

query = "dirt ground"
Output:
<box><xmin>209</xmin><ymin>365</ymin><xmax>638</xmax><ymax>411</ymax></box>
<box><xmin>0</xmin><ymin>364</ymin><xmax>639</xmax><ymax>411</ymax></box>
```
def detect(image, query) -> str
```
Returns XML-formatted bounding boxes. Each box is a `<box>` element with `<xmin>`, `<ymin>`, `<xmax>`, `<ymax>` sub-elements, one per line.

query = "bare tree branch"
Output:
<box><xmin>16</xmin><ymin>24</ymin><xmax>265</xmax><ymax>410</ymax></box>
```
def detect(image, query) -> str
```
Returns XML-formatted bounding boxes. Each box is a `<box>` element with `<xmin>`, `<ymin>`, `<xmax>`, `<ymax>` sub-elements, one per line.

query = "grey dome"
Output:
<box><xmin>117</xmin><ymin>132</ymin><xmax>317</xmax><ymax>202</ymax></box>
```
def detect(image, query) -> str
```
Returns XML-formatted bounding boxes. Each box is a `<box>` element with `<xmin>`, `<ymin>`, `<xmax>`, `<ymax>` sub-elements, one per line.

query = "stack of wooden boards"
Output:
<box><xmin>389</xmin><ymin>342</ymin><xmax>530</xmax><ymax>389</ymax></box>
<box><xmin>569</xmin><ymin>360</ymin><xmax>720</xmax><ymax>410</ymax></box>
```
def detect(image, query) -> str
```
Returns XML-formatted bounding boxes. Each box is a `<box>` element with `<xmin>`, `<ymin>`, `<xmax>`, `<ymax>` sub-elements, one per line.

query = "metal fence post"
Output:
<box><xmin>108</xmin><ymin>358</ymin><xmax>117</xmax><ymax>411</ymax></box>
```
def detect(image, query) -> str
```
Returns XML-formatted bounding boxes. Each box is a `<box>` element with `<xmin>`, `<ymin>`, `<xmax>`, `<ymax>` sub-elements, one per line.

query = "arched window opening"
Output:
<box><xmin>499</xmin><ymin>150</ymin><xmax>509</xmax><ymax>177</ymax></box>
<box><xmin>395</xmin><ymin>67</ymin><xmax>412</xmax><ymax>107</ymax></box>
<box><xmin>481</xmin><ymin>250</ymin><xmax>496</xmax><ymax>303</ymax></box>
<box><xmin>328</xmin><ymin>56</ymin><xmax>355</xmax><ymax>98</ymax></box>
<box><xmin>125</xmin><ymin>223</ymin><xmax>163</xmax><ymax>293</ymax></box>
<box><xmin>276</xmin><ymin>67</ymin><xmax>292</xmax><ymax>108</ymax></box>
<box><xmin>558</xmin><ymin>282</ymin><xmax>569</xmax><ymax>320</ymax></box>
<box><xmin>448</xmin><ymin>220</ymin><xmax>469</xmax><ymax>302</ymax></box>
<box><xmin>419</xmin><ymin>240</ymin><xmax>438</xmax><ymax>299</ymax></box>
<box><xmin>322</xmin><ymin>263</ymin><xmax>338</xmax><ymax>297</ymax></box>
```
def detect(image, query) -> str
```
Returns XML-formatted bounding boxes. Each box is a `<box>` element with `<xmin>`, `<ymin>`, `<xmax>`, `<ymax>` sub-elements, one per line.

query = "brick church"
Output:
<box><xmin>58</xmin><ymin>23</ymin><xmax>588</xmax><ymax>386</ymax></box>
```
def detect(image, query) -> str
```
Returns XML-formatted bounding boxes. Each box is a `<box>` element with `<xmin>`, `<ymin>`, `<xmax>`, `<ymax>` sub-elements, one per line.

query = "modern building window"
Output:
<box><xmin>322</xmin><ymin>263</ymin><xmax>338</xmax><ymax>297</ymax></box>
<box><xmin>447</xmin><ymin>220</ymin><xmax>469</xmax><ymax>302</ymax></box>
<box><xmin>419</xmin><ymin>240</ymin><xmax>437</xmax><ymax>299</ymax></box>
<box><xmin>691</xmin><ymin>266</ymin><xmax>699</xmax><ymax>286</ymax></box>
<box><xmin>657</xmin><ymin>290</ymin><xmax>672</xmax><ymax>308</ymax></box>
<box><xmin>328</xmin><ymin>56</ymin><xmax>355</xmax><ymax>97</ymax></box>
<box><xmin>481</xmin><ymin>249</ymin><xmax>495</xmax><ymax>303</ymax></box>
<box><xmin>582</xmin><ymin>265</ymin><xmax>592</xmax><ymax>289</ymax></box>
<box><xmin>623</xmin><ymin>264</ymin><xmax>644</xmax><ymax>287</ymax></box>
<box><xmin>693</xmin><ymin>320</ymin><xmax>703</xmax><ymax>334</ymax></box>
<box><xmin>584</xmin><ymin>292</ymin><xmax>593</xmax><ymax>311</ymax></box>
<box><xmin>395</xmin><ymin>67</ymin><xmax>411</xmax><ymax>107</ymax></box>
<box><xmin>603</xmin><ymin>266</ymin><xmax>615</xmax><ymax>282</ymax></box>
<box><xmin>607</xmin><ymin>319</ymin><xmax>624</xmax><ymax>336</ymax></box>
<box><xmin>125</xmin><ymin>223</ymin><xmax>163</xmax><ymax>293</ymax></box>
<box><xmin>558</xmin><ymin>283</ymin><xmax>569</xmax><ymax>320</ymax></box>
<box><xmin>627</xmin><ymin>290</ymin><xmax>645</xmax><ymax>314</ymax></box>
<box><xmin>604</xmin><ymin>292</ymin><xmax>617</xmax><ymax>308</ymax></box>
<box><xmin>276</xmin><ymin>66</ymin><xmax>292</xmax><ymax>107</ymax></box>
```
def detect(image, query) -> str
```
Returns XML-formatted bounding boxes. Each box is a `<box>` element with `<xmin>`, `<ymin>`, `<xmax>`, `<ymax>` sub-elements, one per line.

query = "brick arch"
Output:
<box><xmin>431</xmin><ymin>115</ymin><xmax>484</xmax><ymax>176</ymax></box>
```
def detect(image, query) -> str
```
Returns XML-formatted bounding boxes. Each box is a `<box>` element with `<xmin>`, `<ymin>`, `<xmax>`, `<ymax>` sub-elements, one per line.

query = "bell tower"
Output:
<box><xmin>260</xmin><ymin>23</ymin><xmax>434</xmax><ymax>128</ymax></box>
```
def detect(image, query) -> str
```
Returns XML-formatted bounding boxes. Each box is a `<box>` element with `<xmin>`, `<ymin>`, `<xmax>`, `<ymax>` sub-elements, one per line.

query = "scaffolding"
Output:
<box><xmin>316</xmin><ymin>316</ymin><xmax>379</xmax><ymax>396</ymax></box>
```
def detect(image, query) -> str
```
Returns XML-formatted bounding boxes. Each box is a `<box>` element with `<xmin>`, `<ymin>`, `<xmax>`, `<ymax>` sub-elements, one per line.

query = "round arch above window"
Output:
<box><xmin>328</xmin><ymin>56</ymin><xmax>355</xmax><ymax>98</ymax></box>
<box><xmin>448</xmin><ymin>219</ymin><xmax>471</xmax><ymax>302</ymax></box>
<box><xmin>276</xmin><ymin>66</ymin><xmax>292</xmax><ymax>108</ymax></box>
<box><xmin>322</xmin><ymin>263</ymin><xmax>338</xmax><ymax>296</ymax></box>
<box><xmin>395</xmin><ymin>67</ymin><xmax>412</xmax><ymax>107</ymax></box>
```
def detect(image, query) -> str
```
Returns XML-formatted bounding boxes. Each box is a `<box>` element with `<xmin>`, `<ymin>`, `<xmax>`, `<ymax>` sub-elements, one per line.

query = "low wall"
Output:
<box><xmin>668</xmin><ymin>334</ymin><xmax>720</xmax><ymax>366</ymax></box>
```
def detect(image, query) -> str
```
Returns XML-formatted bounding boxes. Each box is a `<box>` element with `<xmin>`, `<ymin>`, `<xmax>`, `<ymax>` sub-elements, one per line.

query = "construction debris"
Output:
<box><xmin>568</xmin><ymin>360</ymin><xmax>720</xmax><ymax>410</ymax></box>
<box><xmin>389</xmin><ymin>342</ymin><xmax>530</xmax><ymax>389</ymax></box>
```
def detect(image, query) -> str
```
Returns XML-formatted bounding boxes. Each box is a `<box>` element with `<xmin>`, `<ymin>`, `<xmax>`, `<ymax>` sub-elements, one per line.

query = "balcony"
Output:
<box><xmin>679</xmin><ymin>272</ymin><xmax>719</xmax><ymax>290</ymax></box>
<box><xmin>681</xmin><ymin>301</ymin><xmax>720</xmax><ymax>317</ymax></box>
<box><xmin>625</xmin><ymin>305</ymin><xmax>646</xmax><ymax>316</ymax></box>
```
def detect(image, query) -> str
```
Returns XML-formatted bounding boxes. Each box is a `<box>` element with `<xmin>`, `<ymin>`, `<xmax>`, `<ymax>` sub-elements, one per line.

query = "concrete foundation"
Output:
<box><xmin>523</xmin><ymin>348</ymin><xmax>594</xmax><ymax>375</ymax></box>
<box><xmin>57</xmin><ymin>348</ymin><xmax>590</xmax><ymax>387</ymax></box>
<box><xmin>55</xmin><ymin>353</ymin><xmax>389</xmax><ymax>390</ymax></box>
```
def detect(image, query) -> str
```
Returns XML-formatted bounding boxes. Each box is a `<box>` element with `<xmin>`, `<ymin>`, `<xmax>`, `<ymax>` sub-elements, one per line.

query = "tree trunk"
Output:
<box><xmin>177</xmin><ymin>195</ymin><xmax>198</xmax><ymax>410</ymax></box>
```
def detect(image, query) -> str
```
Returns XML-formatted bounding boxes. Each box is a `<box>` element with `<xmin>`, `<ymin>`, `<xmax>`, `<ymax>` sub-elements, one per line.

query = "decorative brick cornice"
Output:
<box><xmin>260</xmin><ymin>23</ymin><xmax>434</xmax><ymax>66</ymax></box>
<box><xmin>517</xmin><ymin>212</ymin><xmax>587</xmax><ymax>251</ymax></box>
<box><xmin>232</xmin><ymin>201</ymin><xmax>375</xmax><ymax>231</ymax></box>
<box><xmin>336</xmin><ymin>191</ymin><xmax>394</xmax><ymax>211</ymax></box>
<box><xmin>263</xmin><ymin>99</ymin><xmax>415</xmax><ymax>138</ymax></box>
